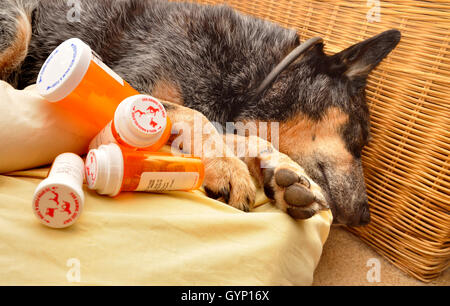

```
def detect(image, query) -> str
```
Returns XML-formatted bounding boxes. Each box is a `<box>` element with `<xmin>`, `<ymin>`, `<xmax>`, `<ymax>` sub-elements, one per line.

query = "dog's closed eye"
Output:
<box><xmin>317</xmin><ymin>161</ymin><xmax>329</xmax><ymax>186</ymax></box>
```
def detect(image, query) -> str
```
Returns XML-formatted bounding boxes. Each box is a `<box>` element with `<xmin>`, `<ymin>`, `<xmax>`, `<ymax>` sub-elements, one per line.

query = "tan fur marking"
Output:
<box><xmin>0</xmin><ymin>13</ymin><xmax>31</xmax><ymax>77</ymax></box>
<box><xmin>151</xmin><ymin>80</ymin><xmax>184</xmax><ymax>105</ymax></box>
<box><xmin>161</xmin><ymin>100</ymin><xmax>255</xmax><ymax>211</ymax></box>
<box><xmin>279</xmin><ymin>107</ymin><xmax>353</xmax><ymax>171</ymax></box>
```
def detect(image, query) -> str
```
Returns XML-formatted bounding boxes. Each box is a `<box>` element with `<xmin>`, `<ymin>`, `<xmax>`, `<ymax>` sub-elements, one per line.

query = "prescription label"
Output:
<box><xmin>136</xmin><ymin>172</ymin><xmax>200</xmax><ymax>192</ymax></box>
<box><xmin>33</xmin><ymin>185</ymin><xmax>82</xmax><ymax>228</ymax></box>
<box><xmin>85</xmin><ymin>151</ymin><xmax>98</xmax><ymax>187</ymax></box>
<box><xmin>131</xmin><ymin>96</ymin><xmax>167</xmax><ymax>135</ymax></box>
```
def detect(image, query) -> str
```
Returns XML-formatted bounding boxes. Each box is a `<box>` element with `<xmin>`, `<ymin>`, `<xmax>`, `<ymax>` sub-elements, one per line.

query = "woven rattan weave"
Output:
<box><xmin>177</xmin><ymin>0</ymin><xmax>450</xmax><ymax>282</ymax></box>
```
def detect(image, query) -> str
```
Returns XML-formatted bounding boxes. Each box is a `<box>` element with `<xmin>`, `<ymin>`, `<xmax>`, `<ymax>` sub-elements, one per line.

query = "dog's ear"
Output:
<box><xmin>329</xmin><ymin>29</ymin><xmax>401</xmax><ymax>86</ymax></box>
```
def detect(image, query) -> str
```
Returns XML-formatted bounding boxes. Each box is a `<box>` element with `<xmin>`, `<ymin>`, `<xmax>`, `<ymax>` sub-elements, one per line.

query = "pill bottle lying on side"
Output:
<box><xmin>32</xmin><ymin>153</ymin><xmax>85</xmax><ymax>228</ymax></box>
<box><xmin>36</xmin><ymin>38</ymin><xmax>139</xmax><ymax>129</ymax></box>
<box><xmin>85</xmin><ymin>143</ymin><xmax>204</xmax><ymax>197</ymax></box>
<box><xmin>88</xmin><ymin>95</ymin><xmax>172</xmax><ymax>152</ymax></box>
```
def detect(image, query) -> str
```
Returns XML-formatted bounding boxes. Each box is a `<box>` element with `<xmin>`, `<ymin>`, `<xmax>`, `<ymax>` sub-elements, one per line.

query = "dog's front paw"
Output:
<box><xmin>263</xmin><ymin>162</ymin><xmax>328</xmax><ymax>219</ymax></box>
<box><xmin>203</xmin><ymin>157</ymin><xmax>256</xmax><ymax>212</ymax></box>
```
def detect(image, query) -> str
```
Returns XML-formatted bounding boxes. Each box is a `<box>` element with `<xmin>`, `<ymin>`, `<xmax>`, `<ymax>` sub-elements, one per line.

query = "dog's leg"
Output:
<box><xmin>160</xmin><ymin>100</ymin><xmax>256</xmax><ymax>212</ymax></box>
<box><xmin>0</xmin><ymin>1</ymin><xmax>33</xmax><ymax>85</ymax></box>
<box><xmin>224</xmin><ymin>134</ymin><xmax>329</xmax><ymax>219</ymax></box>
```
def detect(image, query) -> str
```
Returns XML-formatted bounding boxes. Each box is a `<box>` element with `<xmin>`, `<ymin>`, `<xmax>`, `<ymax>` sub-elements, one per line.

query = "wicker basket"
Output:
<box><xmin>179</xmin><ymin>0</ymin><xmax>450</xmax><ymax>282</ymax></box>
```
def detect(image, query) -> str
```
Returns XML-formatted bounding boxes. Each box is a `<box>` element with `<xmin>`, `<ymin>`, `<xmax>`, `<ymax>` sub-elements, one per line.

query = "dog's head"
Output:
<box><xmin>274</xmin><ymin>30</ymin><xmax>401</xmax><ymax>226</ymax></box>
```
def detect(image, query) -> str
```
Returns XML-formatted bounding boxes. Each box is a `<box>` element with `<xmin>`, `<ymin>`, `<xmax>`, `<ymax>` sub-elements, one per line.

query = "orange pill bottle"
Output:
<box><xmin>88</xmin><ymin>95</ymin><xmax>172</xmax><ymax>152</ymax></box>
<box><xmin>36</xmin><ymin>38</ymin><xmax>139</xmax><ymax>129</ymax></box>
<box><xmin>85</xmin><ymin>143</ymin><xmax>204</xmax><ymax>197</ymax></box>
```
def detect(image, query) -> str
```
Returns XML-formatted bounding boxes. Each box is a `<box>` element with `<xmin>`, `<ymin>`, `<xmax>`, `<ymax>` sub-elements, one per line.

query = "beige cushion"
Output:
<box><xmin>0</xmin><ymin>167</ymin><xmax>332</xmax><ymax>285</ymax></box>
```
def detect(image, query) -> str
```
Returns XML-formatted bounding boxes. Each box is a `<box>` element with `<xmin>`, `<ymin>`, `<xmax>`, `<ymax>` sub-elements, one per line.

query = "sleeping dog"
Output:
<box><xmin>0</xmin><ymin>0</ymin><xmax>400</xmax><ymax>225</ymax></box>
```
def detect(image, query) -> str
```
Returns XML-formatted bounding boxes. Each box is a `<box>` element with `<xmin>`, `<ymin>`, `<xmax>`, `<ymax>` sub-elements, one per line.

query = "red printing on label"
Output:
<box><xmin>85</xmin><ymin>152</ymin><xmax>97</xmax><ymax>185</ymax></box>
<box><xmin>131</xmin><ymin>97</ymin><xmax>166</xmax><ymax>134</ymax></box>
<box><xmin>34</xmin><ymin>186</ymin><xmax>80</xmax><ymax>226</ymax></box>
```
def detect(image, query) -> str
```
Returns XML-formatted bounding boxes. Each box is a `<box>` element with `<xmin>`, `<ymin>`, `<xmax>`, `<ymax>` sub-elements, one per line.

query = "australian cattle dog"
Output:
<box><xmin>0</xmin><ymin>0</ymin><xmax>401</xmax><ymax>225</ymax></box>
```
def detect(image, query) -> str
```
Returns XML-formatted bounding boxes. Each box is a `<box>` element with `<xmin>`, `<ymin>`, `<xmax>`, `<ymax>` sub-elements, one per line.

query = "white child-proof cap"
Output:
<box><xmin>36</xmin><ymin>38</ymin><xmax>92</xmax><ymax>102</ymax></box>
<box><xmin>32</xmin><ymin>153</ymin><xmax>85</xmax><ymax>228</ymax></box>
<box><xmin>114</xmin><ymin>95</ymin><xmax>168</xmax><ymax>148</ymax></box>
<box><xmin>85</xmin><ymin>143</ymin><xmax>124</xmax><ymax>197</ymax></box>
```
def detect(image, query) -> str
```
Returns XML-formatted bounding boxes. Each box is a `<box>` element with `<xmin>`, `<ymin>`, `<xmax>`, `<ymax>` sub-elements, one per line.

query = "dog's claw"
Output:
<box><xmin>220</xmin><ymin>187</ymin><xmax>230</xmax><ymax>204</ymax></box>
<box><xmin>203</xmin><ymin>157</ymin><xmax>256</xmax><ymax>212</ymax></box>
<box><xmin>204</xmin><ymin>186</ymin><xmax>220</xmax><ymax>199</ymax></box>
<box><xmin>263</xmin><ymin>168</ymin><xmax>275</xmax><ymax>200</ymax></box>
<box><xmin>204</xmin><ymin>185</ymin><xmax>231</xmax><ymax>203</ymax></box>
<box><xmin>298</xmin><ymin>175</ymin><xmax>311</xmax><ymax>188</ymax></box>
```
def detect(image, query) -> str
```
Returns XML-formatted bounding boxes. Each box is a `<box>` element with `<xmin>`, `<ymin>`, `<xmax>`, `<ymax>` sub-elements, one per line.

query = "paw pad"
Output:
<box><xmin>287</xmin><ymin>207</ymin><xmax>316</xmax><ymax>220</ymax></box>
<box><xmin>274</xmin><ymin>168</ymin><xmax>315</xmax><ymax>207</ymax></box>
<box><xmin>284</xmin><ymin>184</ymin><xmax>315</xmax><ymax>207</ymax></box>
<box><xmin>275</xmin><ymin>168</ymin><xmax>299</xmax><ymax>187</ymax></box>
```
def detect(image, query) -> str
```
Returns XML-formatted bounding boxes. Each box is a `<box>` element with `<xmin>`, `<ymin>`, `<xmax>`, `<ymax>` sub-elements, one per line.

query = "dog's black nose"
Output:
<box><xmin>347</xmin><ymin>202</ymin><xmax>371</xmax><ymax>226</ymax></box>
<box><xmin>359</xmin><ymin>204</ymin><xmax>371</xmax><ymax>226</ymax></box>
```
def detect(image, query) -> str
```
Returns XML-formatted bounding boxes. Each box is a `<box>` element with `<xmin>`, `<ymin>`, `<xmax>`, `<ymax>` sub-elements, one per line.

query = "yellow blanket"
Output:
<box><xmin>0</xmin><ymin>167</ymin><xmax>332</xmax><ymax>285</ymax></box>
